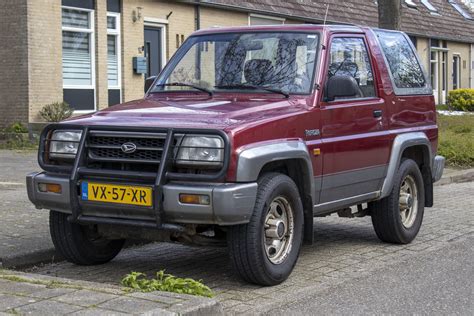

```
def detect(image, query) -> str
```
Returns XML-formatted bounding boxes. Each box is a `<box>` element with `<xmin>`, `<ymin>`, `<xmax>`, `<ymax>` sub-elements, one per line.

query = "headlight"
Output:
<box><xmin>49</xmin><ymin>130</ymin><xmax>82</xmax><ymax>159</ymax></box>
<box><xmin>176</xmin><ymin>135</ymin><xmax>224</xmax><ymax>168</ymax></box>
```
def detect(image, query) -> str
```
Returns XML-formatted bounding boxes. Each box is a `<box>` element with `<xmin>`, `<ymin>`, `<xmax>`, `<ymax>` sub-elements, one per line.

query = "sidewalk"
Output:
<box><xmin>0</xmin><ymin>269</ymin><xmax>222</xmax><ymax>315</ymax></box>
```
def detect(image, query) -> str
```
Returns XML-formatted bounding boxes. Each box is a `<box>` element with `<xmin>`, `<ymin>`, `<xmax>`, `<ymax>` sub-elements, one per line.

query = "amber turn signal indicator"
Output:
<box><xmin>313</xmin><ymin>148</ymin><xmax>321</xmax><ymax>156</ymax></box>
<box><xmin>38</xmin><ymin>183</ymin><xmax>62</xmax><ymax>194</ymax></box>
<box><xmin>179</xmin><ymin>194</ymin><xmax>210</xmax><ymax>205</ymax></box>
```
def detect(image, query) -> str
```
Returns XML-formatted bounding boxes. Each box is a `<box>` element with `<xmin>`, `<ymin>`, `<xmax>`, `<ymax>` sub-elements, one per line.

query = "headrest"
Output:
<box><xmin>244</xmin><ymin>59</ymin><xmax>274</xmax><ymax>85</ymax></box>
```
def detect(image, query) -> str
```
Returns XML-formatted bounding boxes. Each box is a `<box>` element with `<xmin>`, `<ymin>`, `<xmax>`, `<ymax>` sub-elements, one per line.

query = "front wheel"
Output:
<box><xmin>227</xmin><ymin>173</ymin><xmax>304</xmax><ymax>286</ymax></box>
<box><xmin>370</xmin><ymin>159</ymin><xmax>425</xmax><ymax>244</ymax></box>
<box><xmin>50</xmin><ymin>210</ymin><xmax>125</xmax><ymax>265</ymax></box>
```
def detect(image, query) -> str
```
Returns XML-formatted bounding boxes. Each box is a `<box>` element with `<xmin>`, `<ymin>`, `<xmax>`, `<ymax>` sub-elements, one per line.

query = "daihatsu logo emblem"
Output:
<box><xmin>121</xmin><ymin>142</ymin><xmax>137</xmax><ymax>154</ymax></box>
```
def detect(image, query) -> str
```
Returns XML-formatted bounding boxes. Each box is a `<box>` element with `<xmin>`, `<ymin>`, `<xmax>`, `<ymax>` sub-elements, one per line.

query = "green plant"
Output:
<box><xmin>447</xmin><ymin>89</ymin><xmax>474</xmax><ymax>112</ymax></box>
<box><xmin>39</xmin><ymin>101</ymin><xmax>74</xmax><ymax>122</ymax></box>
<box><xmin>121</xmin><ymin>271</ymin><xmax>214</xmax><ymax>298</ymax></box>
<box><xmin>5</xmin><ymin>122</ymin><xmax>28</xmax><ymax>133</ymax></box>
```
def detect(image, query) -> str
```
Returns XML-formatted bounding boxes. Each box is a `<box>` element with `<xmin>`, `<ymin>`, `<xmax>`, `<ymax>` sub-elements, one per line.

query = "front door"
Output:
<box><xmin>144</xmin><ymin>26</ymin><xmax>163</xmax><ymax>90</ymax></box>
<box><xmin>318</xmin><ymin>35</ymin><xmax>390</xmax><ymax>205</ymax></box>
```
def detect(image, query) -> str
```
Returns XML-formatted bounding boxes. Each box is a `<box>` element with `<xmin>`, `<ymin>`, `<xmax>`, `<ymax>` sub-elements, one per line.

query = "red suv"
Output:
<box><xmin>27</xmin><ymin>25</ymin><xmax>445</xmax><ymax>286</ymax></box>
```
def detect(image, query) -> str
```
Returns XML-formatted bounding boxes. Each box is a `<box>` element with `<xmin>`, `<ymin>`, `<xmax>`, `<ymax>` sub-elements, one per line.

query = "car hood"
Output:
<box><xmin>65</xmin><ymin>95</ymin><xmax>309</xmax><ymax>132</ymax></box>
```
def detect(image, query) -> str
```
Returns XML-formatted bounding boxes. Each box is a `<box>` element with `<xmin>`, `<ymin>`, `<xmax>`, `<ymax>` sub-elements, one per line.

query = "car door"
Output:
<box><xmin>318</xmin><ymin>35</ymin><xmax>391</xmax><ymax>206</ymax></box>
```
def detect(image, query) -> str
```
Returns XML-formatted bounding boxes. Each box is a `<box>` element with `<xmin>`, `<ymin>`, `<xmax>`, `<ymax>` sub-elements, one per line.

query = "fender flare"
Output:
<box><xmin>380</xmin><ymin>132</ymin><xmax>433</xmax><ymax>199</ymax></box>
<box><xmin>236</xmin><ymin>140</ymin><xmax>315</xmax><ymax>244</ymax></box>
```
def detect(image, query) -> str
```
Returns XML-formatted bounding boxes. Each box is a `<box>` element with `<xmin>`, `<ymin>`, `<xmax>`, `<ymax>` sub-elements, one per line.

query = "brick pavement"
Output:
<box><xmin>0</xmin><ymin>270</ymin><xmax>221</xmax><ymax>315</ymax></box>
<box><xmin>25</xmin><ymin>182</ymin><xmax>474</xmax><ymax>314</ymax></box>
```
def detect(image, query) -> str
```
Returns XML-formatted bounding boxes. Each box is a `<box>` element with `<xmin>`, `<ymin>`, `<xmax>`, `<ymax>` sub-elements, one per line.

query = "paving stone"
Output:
<box><xmin>127</xmin><ymin>291</ymin><xmax>183</xmax><ymax>305</ymax></box>
<box><xmin>28</xmin><ymin>287</ymin><xmax>78</xmax><ymax>299</ymax></box>
<box><xmin>98</xmin><ymin>297</ymin><xmax>169</xmax><ymax>314</ymax></box>
<box><xmin>69</xmin><ymin>307</ymin><xmax>130</xmax><ymax>315</ymax></box>
<box><xmin>13</xmin><ymin>300</ymin><xmax>83</xmax><ymax>315</ymax></box>
<box><xmin>0</xmin><ymin>279</ymin><xmax>46</xmax><ymax>296</ymax></box>
<box><xmin>53</xmin><ymin>289</ymin><xmax>117</xmax><ymax>307</ymax></box>
<box><xmin>0</xmin><ymin>293</ymin><xmax>34</xmax><ymax>311</ymax></box>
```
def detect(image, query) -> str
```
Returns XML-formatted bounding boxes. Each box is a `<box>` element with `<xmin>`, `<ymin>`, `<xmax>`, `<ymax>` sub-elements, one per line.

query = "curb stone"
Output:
<box><xmin>0</xmin><ymin>269</ymin><xmax>223</xmax><ymax>315</ymax></box>
<box><xmin>434</xmin><ymin>168</ymin><xmax>474</xmax><ymax>186</ymax></box>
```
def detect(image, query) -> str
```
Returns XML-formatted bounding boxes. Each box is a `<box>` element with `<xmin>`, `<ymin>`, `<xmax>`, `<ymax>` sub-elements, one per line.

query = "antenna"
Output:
<box><xmin>323</xmin><ymin>3</ymin><xmax>329</xmax><ymax>26</ymax></box>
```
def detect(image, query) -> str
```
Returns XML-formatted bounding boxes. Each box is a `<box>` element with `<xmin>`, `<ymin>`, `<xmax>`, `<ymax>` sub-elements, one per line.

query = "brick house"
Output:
<box><xmin>0</xmin><ymin>0</ymin><xmax>473</xmax><ymax>129</ymax></box>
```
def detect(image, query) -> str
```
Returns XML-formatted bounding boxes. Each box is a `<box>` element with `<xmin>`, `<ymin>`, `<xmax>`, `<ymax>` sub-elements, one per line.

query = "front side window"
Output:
<box><xmin>152</xmin><ymin>32</ymin><xmax>319</xmax><ymax>95</ymax></box>
<box><xmin>327</xmin><ymin>37</ymin><xmax>376</xmax><ymax>99</ymax></box>
<box><xmin>375</xmin><ymin>30</ymin><xmax>430</xmax><ymax>94</ymax></box>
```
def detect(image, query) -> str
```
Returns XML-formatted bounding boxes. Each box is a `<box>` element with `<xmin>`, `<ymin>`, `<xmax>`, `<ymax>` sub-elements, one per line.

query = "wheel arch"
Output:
<box><xmin>381</xmin><ymin>132</ymin><xmax>434</xmax><ymax>206</ymax></box>
<box><xmin>236</xmin><ymin>140</ymin><xmax>315</xmax><ymax>244</ymax></box>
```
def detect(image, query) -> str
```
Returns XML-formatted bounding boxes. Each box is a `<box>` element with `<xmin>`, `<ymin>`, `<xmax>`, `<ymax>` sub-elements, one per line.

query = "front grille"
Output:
<box><xmin>89</xmin><ymin>147</ymin><xmax>162</xmax><ymax>162</ymax></box>
<box><xmin>86</xmin><ymin>131</ymin><xmax>168</xmax><ymax>166</ymax></box>
<box><xmin>89</xmin><ymin>136</ymin><xmax>165</xmax><ymax>148</ymax></box>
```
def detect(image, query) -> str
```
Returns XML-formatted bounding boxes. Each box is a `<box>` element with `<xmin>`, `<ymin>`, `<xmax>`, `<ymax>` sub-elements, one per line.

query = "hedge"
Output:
<box><xmin>447</xmin><ymin>88</ymin><xmax>474</xmax><ymax>112</ymax></box>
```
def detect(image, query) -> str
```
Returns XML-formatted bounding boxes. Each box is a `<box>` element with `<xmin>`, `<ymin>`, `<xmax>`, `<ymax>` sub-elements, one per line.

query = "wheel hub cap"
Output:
<box><xmin>399</xmin><ymin>175</ymin><xmax>418</xmax><ymax>228</ymax></box>
<box><xmin>264</xmin><ymin>196</ymin><xmax>294</xmax><ymax>265</ymax></box>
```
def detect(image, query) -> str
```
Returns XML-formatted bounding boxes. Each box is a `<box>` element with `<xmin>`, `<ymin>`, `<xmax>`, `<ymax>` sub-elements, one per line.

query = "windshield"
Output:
<box><xmin>151</xmin><ymin>32</ymin><xmax>319</xmax><ymax>95</ymax></box>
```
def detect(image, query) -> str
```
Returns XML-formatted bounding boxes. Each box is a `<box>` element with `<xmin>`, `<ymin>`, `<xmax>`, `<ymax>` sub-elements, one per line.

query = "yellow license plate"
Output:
<box><xmin>81</xmin><ymin>182</ymin><xmax>153</xmax><ymax>207</ymax></box>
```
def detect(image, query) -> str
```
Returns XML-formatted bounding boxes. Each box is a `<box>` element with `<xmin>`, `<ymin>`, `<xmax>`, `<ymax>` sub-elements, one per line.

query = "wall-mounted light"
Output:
<box><xmin>132</xmin><ymin>7</ymin><xmax>142</xmax><ymax>23</ymax></box>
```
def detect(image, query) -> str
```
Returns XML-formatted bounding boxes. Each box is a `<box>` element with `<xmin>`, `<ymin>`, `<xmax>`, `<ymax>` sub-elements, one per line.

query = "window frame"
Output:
<box><xmin>372</xmin><ymin>29</ymin><xmax>432</xmax><ymax>96</ymax></box>
<box><xmin>448</xmin><ymin>0</ymin><xmax>473</xmax><ymax>20</ymax></box>
<box><xmin>248</xmin><ymin>13</ymin><xmax>286</xmax><ymax>26</ymax></box>
<box><xmin>61</xmin><ymin>5</ymin><xmax>96</xmax><ymax>113</ymax></box>
<box><xmin>107</xmin><ymin>12</ymin><xmax>121</xmax><ymax>91</ymax></box>
<box><xmin>323</xmin><ymin>34</ymin><xmax>379</xmax><ymax>103</ymax></box>
<box><xmin>152</xmin><ymin>31</ymin><xmax>321</xmax><ymax>96</ymax></box>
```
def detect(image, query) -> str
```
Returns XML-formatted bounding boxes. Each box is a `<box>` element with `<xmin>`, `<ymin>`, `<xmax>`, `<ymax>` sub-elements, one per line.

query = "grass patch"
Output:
<box><xmin>0</xmin><ymin>274</ymin><xmax>67</xmax><ymax>288</ymax></box>
<box><xmin>121</xmin><ymin>271</ymin><xmax>214</xmax><ymax>298</ymax></box>
<box><xmin>438</xmin><ymin>114</ymin><xmax>474</xmax><ymax>168</ymax></box>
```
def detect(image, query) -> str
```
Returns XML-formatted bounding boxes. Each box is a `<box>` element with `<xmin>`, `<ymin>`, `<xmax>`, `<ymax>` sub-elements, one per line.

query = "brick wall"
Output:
<box><xmin>27</xmin><ymin>0</ymin><xmax>62</xmax><ymax>123</ymax></box>
<box><xmin>0</xmin><ymin>0</ymin><xmax>29</xmax><ymax>128</ymax></box>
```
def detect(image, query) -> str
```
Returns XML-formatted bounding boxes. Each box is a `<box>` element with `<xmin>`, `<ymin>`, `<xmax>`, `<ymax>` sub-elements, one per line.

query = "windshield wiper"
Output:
<box><xmin>152</xmin><ymin>82</ymin><xmax>213</xmax><ymax>96</ymax></box>
<box><xmin>214</xmin><ymin>84</ymin><xmax>290</xmax><ymax>98</ymax></box>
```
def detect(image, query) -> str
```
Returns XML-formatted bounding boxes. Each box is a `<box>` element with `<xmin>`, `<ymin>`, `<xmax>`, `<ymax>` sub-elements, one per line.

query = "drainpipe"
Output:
<box><xmin>378</xmin><ymin>0</ymin><xmax>402</xmax><ymax>30</ymax></box>
<box><xmin>194</xmin><ymin>0</ymin><xmax>201</xmax><ymax>31</ymax></box>
<box><xmin>194</xmin><ymin>0</ymin><xmax>201</xmax><ymax>80</ymax></box>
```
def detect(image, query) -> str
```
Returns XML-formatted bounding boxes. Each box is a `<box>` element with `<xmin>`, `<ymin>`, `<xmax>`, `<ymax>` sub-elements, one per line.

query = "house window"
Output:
<box><xmin>421</xmin><ymin>0</ymin><xmax>439</xmax><ymax>13</ymax></box>
<box><xmin>453</xmin><ymin>55</ymin><xmax>461</xmax><ymax>90</ymax></box>
<box><xmin>249</xmin><ymin>14</ymin><xmax>285</xmax><ymax>26</ymax></box>
<box><xmin>107</xmin><ymin>12</ymin><xmax>121</xmax><ymax>106</ymax></box>
<box><xmin>448</xmin><ymin>0</ymin><xmax>473</xmax><ymax>20</ymax></box>
<box><xmin>62</xmin><ymin>6</ymin><xmax>95</xmax><ymax>111</ymax></box>
<box><xmin>404</xmin><ymin>0</ymin><xmax>417</xmax><ymax>8</ymax></box>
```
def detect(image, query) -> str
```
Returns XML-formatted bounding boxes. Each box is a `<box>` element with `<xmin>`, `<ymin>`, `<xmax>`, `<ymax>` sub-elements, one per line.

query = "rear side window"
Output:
<box><xmin>374</xmin><ymin>30</ymin><xmax>431</xmax><ymax>95</ymax></box>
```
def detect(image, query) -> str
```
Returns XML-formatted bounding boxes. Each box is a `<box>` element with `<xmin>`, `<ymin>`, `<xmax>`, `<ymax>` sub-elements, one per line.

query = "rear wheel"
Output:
<box><xmin>50</xmin><ymin>210</ymin><xmax>125</xmax><ymax>265</ymax></box>
<box><xmin>370</xmin><ymin>159</ymin><xmax>425</xmax><ymax>244</ymax></box>
<box><xmin>227</xmin><ymin>173</ymin><xmax>304</xmax><ymax>286</ymax></box>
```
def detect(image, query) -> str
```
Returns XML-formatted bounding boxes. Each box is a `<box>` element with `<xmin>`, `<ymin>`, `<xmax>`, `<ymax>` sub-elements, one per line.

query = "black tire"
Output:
<box><xmin>49</xmin><ymin>210</ymin><xmax>125</xmax><ymax>265</ymax></box>
<box><xmin>370</xmin><ymin>159</ymin><xmax>425</xmax><ymax>244</ymax></box>
<box><xmin>227</xmin><ymin>173</ymin><xmax>304</xmax><ymax>286</ymax></box>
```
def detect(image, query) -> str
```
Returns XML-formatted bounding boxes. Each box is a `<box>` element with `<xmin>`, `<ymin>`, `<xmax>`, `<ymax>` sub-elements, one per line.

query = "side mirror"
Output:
<box><xmin>145</xmin><ymin>76</ymin><xmax>157</xmax><ymax>93</ymax></box>
<box><xmin>325</xmin><ymin>75</ymin><xmax>361</xmax><ymax>102</ymax></box>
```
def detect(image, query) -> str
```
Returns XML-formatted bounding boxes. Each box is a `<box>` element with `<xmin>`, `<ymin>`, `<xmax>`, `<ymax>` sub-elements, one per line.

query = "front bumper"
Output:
<box><xmin>26</xmin><ymin>172</ymin><xmax>257</xmax><ymax>226</ymax></box>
